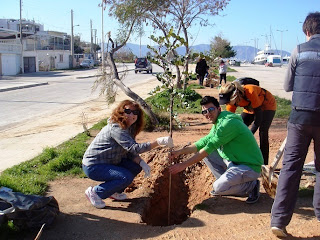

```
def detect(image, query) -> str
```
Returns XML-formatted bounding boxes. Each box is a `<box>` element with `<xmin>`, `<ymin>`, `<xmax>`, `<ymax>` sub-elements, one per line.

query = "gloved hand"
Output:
<box><xmin>139</xmin><ymin>160</ymin><xmax>151</xmax><ymax>178</ymax></box>
<box><xmin>156</xmin><ymin>136</ymin><xmax>174</xmax><ymax>148</ymax></box>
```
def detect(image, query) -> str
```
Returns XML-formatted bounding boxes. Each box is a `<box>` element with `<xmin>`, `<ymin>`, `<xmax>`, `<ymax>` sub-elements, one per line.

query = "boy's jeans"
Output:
<box><xmin>203</xmin><ymin>151</ymin><xmax>260</xmax><ymax>196</ymax></box>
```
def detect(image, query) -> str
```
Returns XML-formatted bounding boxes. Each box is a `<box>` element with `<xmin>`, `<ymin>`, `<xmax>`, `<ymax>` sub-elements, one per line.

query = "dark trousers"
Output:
<box><xmin>241</xmin><ymin>110</ymin><xmax>275</xmax><ymax>165</ymax></box>
<box><xmin>198</xmin><ymin>75</ymin><xmax>205</xmax><ymax>86</ymax></box>
<box><xmin>219</xmin><ymin>73</ymin><xmax>226</xmax><ymax>84</ymax></box>
<box><xmin>271</xmin><ymin>122</ymin><xmax>320</xmax><ymax>228</ymax></box>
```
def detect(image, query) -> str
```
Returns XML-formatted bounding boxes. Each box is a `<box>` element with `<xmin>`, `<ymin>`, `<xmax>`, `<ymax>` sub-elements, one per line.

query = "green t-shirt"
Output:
<box><xmin>194</xmin><ymin>111</ymin><xmax>263</xmax><ymax>173</ymax></box>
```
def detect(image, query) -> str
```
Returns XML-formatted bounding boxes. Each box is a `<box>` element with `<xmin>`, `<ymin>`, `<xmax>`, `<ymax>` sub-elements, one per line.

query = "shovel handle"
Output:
<box><xmin>270</xmin><ymin>137</ymin><xmax>287</xmax><ymax>169</ymax></box>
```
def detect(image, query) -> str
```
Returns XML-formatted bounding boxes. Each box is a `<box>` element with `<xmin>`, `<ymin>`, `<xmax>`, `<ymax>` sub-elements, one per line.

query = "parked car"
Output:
<box><xmin>229</xmin><ymin>59</ymin><xmax>236</xmax><ymax>66</ymax></box>
<box><xmin>135</xmin><ymin>57</ymin><xmax>152</xmax><ymax>74</ymax></box>
<box><xmin>80</xmin><ymin>59</ymin><xmax>94</xmax><ymax>68</ymax></box>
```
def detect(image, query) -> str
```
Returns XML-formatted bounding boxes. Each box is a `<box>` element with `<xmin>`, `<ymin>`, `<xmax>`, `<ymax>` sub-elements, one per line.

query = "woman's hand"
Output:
<box><xmin>156</xmin><ymin>136</ymin><xmax>174</xmax><ymax>148</ymax></box>
<box><xmin>139</xmin><ymin>160</ymin><xmax>151</xmax><ymax>178</ymax></box>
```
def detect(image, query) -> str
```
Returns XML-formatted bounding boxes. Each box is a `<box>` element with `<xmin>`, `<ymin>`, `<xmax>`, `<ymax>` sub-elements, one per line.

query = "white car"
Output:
<box><xmin>80</xmin><ymin>59</ymin><xmax>94</xmax><ymax>68</ymax></box>
<box><xmin>229</xmin><ymin>60</ymin><xmax>236</xmax><ymax>66</ymax></box>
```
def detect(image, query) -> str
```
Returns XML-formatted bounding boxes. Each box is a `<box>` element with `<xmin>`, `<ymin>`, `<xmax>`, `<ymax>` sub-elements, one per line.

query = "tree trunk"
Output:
<box><xmin>113</xmin><ymin>78</ymin><xmax>159</xmax><ymax>125</ymax></box>
<box><xmin>107</xmin><ymin>52</ymin><xmax>159</xmax><ymax>125</ymax></box>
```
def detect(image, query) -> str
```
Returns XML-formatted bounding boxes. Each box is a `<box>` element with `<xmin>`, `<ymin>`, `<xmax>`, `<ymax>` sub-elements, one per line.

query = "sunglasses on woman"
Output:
<box><xmin>201</xmin><ymin>107</ymin><xmax>216</xmax><ymax>115</ymax></box>
<box><xmin>124</xmin><ymin>109</ymin><xmax>140</xmax><ymax>115</ymax></box>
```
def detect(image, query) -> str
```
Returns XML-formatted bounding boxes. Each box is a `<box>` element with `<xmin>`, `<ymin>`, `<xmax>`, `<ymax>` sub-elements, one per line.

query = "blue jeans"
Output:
<box><xmin>82</xmin><ymin>158</ymin><xmax>142</xmax><ymax>199</ymax></box>
<box><xmin>271</xmin><ymin>122</ymin><xmax>320</xmax><ymax>228</ymax></box>
<box><xmin>203</xmin><ymin>151</ymin><xmax>260</xmax><ymax>196</ymax></box>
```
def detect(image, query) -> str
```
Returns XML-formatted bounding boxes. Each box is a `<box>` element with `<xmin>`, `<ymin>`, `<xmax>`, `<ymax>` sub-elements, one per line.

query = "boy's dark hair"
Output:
<box><xmin>200</xmin><ymin>96</ymin><xmax>220</xmax><ymax>108</ymax></box>
<box><xmin>303</xmin><ymin>12</ymin><xmax>320</xmax><ymax>35</ymax></box>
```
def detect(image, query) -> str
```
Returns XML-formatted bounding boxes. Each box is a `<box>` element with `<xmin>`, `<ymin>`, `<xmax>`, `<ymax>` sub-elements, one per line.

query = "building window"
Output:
<box><xmin>59</xmin><ymin>54</ymin><xmax>63</xmax><ymax>62</ymax></box>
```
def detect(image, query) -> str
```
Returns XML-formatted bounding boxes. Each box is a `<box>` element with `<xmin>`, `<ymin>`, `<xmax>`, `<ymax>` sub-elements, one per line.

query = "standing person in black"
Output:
<box><xmin>270</xmin><ymin>12</ymin><xmax>320</xmax><ymax>238</ymax></box>
<box><xmin>196</xmin><ymin>57</ymin><xmax>209</xmax><ymax>86</ymax></box>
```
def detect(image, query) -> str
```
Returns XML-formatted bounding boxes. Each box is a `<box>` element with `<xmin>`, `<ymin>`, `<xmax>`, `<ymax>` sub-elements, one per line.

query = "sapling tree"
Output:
<box><xmin>92</xmin><ymin>0</ymin><xmax>168</xmax><ymax>125</ymax></box>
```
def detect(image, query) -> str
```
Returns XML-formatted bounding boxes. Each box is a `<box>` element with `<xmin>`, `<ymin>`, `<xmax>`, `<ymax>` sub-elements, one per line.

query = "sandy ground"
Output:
<box><xmin>19</xmin><ymin>86</ymin><xmax>319</xmax><ymax>240</ymax></box>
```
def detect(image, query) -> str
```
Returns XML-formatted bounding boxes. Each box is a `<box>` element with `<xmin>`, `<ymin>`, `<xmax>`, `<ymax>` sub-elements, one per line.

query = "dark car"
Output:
<box><xmin>135</xmin><ymin>57</ymin><xmax>152</xmax><ymax>74</ymax></box>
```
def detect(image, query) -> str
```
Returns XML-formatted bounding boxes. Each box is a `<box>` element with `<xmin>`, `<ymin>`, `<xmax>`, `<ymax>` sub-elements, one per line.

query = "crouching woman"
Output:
<box><xmin>82</xmin><ymin>100</ymin><xmax>173</xmax><ymax>208</ymax></box>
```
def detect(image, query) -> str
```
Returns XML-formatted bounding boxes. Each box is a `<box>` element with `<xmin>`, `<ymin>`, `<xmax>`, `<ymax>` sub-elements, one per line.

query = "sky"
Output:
<box><xmin>1</xmin><ymin>0</ymin><xmax>318</xmax><ymax>53</ymax></box>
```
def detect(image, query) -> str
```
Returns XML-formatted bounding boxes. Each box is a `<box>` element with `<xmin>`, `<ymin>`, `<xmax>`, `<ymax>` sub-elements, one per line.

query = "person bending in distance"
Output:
<box><xmin>219</xmin><ymin>81</ymin><xmax>276</xmax><ymax>165</ymax></box>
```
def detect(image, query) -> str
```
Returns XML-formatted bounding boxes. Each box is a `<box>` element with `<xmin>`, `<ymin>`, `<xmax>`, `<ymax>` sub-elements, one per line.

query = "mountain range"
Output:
<box><xmin>123</xmin><ymin>43</ymin><xmax>291</xmax><ymax>62</ymax></box>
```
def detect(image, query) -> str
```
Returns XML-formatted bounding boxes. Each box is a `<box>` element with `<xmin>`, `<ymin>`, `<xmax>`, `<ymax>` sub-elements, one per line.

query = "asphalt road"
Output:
<box><xmin>230</xmin><ymin>63</ymin><xmax>292</xmax><ymax>100</ymax></box>
<box><xmin>0</xmin><ymin>63</ymin><xmax>162</xmax><ymax>131</ymax></box>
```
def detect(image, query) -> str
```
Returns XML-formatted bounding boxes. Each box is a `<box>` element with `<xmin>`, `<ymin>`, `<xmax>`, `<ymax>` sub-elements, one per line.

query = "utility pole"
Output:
<box><xmin>277</xmin><ymin>29</ymin><xmax>288</xmax><ymax>63</ymax></box>
<box><xmin>101</xmin><ymin>0</ymin><xmax>104</xmax><ymax>69</ymax></box>
<box><xmin>20</xmin><ymin>0</ymin><xmax>24</xmax><ymax>73</ymax></box>
<box><xmin>93</xmin><ymin>29</ymin><xmax>97</xmax><ymax>60</ymax></box>
<box><xmin>71</xmin><ymin>9</ymin><xmax>74</xmax><ymax>68</ymax></box>
<box><xmin>90</xmin><ymin>19</ymin><xmax>93</xmax><ymax>58</ymax></box>
<box><xmin>244</xmin><ymin>41</ymin><xmax>249</xmax><ymax>62</ymax></box>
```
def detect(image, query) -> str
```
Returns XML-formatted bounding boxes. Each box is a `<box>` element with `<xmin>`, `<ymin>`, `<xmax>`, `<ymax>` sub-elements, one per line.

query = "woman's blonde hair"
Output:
<box><xmin>219</xmin><ymin>81</ymin><xmax>245</xmax><ymax>102</ymax></box>
<box><xmin>109</xmin><ymin>100</ymin><xmax>145</xmax><ymax>137</ymax></box>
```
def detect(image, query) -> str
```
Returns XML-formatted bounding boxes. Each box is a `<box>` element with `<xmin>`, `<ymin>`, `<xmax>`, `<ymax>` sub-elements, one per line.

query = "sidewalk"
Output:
<box><xmin>0</xmin><ymin>71</ymin><xmax>63</xmax><ymax>92</ymax></box>
<box><xmin>0</xmin><ymin>79</ymin><xmax>48</xmax><ymax>92</ymax></box>
<box><xmin>0</xmin><ymin>66</ymin><xmax>134</xmax><ymax>92</ymax></box>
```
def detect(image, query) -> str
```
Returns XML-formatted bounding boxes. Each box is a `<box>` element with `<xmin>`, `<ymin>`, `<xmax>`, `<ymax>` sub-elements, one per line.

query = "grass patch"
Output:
<box><xmin>226</xmin><ymin>75</ymin><xmax>236</xmax><ymax>82</ymax></box>
<box><xmin>274</xmin><ymin>96</ymin><xmax>291</xmax><ymax>118</ymax></box>
<box><xmin>0</xmin><ymin>133</ymin><xmax>91</xmax><ymax>195</ymax></box>
<box><xmin>145</xmin><ymin>87</ymin><xmax>202</xmax><ymax>115</ymax></box>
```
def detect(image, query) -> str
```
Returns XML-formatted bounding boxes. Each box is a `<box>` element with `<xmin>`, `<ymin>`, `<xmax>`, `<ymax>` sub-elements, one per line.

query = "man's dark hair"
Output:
<box><xmin>200</xmin><ymin>96</ymin><xmax>220</xmax><ymax>108</ymax></box>
<box><xmin>303</xmin><ymin>12</ymin><xmax>320</xmax><ymax>35</ymax></box>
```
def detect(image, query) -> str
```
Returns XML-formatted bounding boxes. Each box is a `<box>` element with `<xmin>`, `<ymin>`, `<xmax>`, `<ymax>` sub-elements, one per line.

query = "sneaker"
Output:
<box><xmin>85</xmin><ymin>186</ymin><xmax>106</xmax><ymax>209</ymax></box>
<box><xmin>271</xmin><ymin>226</ymin><xmax>288</xmax><ymax>238</ymax></box>
<box><xmin>246</xmin><ymin>180</ymin><xmax>260</xmax><ymax>204</ymax></box>
<box><xmin>109</xmin><ymin>192</ymin><xmax>127</xmax><ymax>200</ymax></box>
<box><xmin>210</xmin><ymin>190</ymin><xmax>220</xmax><ymax>196</ymax></box>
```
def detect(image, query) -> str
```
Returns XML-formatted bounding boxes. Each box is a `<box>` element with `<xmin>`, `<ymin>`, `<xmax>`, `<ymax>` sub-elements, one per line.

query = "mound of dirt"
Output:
<box><xmin>129</xmin><ymin>147</ymin><xmax>212</xmax><ymax>226</ymax></box>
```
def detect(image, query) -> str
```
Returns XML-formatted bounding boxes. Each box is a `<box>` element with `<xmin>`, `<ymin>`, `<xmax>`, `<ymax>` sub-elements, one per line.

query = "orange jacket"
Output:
<box><xmin>226</xmin><ymin>85</ymin><xmax>276</xmax><ymax>114</ymax></box>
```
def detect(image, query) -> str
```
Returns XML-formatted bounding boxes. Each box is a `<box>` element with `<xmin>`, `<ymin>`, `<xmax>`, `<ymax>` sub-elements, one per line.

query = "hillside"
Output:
<box><xmin>123</xmin><ymin>43</ymin><xmax>291</xmax><ymax>62</ymax></box>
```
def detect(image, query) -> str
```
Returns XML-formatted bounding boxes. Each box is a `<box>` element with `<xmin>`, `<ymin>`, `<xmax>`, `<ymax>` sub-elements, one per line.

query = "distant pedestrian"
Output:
<box><xmin>82</xmin><ymin>100</ymin><xmax>174</xmax><ymax>209</ymax></box>
<box><xmin>270</xmin><ymin>12</ymin><xmax>320</xmax><ymax>238</ymax></box>
<box><xmin>219</xmin><ymin>60</ymin><xmax>227</xmax><ymax>86</ymax></box>
<box><xmin>196</xmin><ymin>57</ymin><xmax>209</xmax><ymax>86</ymax></box>
<box><xmin>219</xmin><ymin>81</ymin><xmax>276</xmax><ymax>165</ymax></box>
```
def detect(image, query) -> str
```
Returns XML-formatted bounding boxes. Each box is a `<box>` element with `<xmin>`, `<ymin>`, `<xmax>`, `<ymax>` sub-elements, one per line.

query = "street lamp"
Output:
<box><xmin>244</xmin><ymin>41</ymin><xmax>249</xmax><ymax>62</ymax></box>
<box><xmin>251</xmin><ymin>38</ymin><xmax>259</xmax><ymax>61</ymax></box>
<box><xmin>276</xmin><ymin>29</ymin><xmax>288</xmax><ymax>63</ymax></box>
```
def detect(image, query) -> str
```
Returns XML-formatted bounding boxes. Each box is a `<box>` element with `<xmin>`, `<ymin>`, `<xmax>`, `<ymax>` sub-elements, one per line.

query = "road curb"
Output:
<box><xmin>0</xmin><ymin>82</ymin><xmax>48</xmax><ymax>92</ymax></box>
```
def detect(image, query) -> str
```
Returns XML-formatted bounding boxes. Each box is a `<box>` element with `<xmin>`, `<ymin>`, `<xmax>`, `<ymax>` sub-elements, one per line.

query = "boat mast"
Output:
<box><xmin>270</xmin><ymin>26</ymin><xmax>272</xmax><ymax>49</ymax></box>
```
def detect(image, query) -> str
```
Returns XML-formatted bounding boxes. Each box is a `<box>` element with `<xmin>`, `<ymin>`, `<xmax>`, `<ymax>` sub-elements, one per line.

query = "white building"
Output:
<box><xmin>0</xmin><ymin>19</ymin><xmax>71</xmax><ymax>76</ymax></box>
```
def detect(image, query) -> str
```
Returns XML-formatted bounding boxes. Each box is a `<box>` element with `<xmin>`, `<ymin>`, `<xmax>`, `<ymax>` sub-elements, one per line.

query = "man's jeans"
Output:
<box><xmin>83</xmin><ymin>158</ymin><xmax>142</xmax><ymax>199</ymax></box>
<box><xmin>271</xmin><ymin>122</ymin><xmax>320</xmax><ymax>228</ymax></box>
<box><xmin>203</xmin><ymin>151</ymin><xmax>260</xmax><ymax>196</ymax></box>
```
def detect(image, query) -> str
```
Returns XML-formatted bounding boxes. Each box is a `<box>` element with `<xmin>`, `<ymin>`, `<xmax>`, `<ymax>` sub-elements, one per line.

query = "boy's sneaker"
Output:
<box><xmin>210</xmin><ymin>190</ymin><xmax>220</xmax><ymax>196</ymax></box>
<box><xmin>271</xmin><ymin>226</ymin><xmax>288</xmax><ymax>238</ymax></box>
<box><xmin>85</xmin><ymin>186</ymin><xmax>106</xmax><ymax>209</ymax></box>
<box><xmin>246</xmin><ymin>180</ymin><xmax>260</xmax><ymax>204</ymax></box>
<box><xmin>109</xmin><ymin>192</ymin><xmax>127</xmax><ymax>200</ymax></box>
